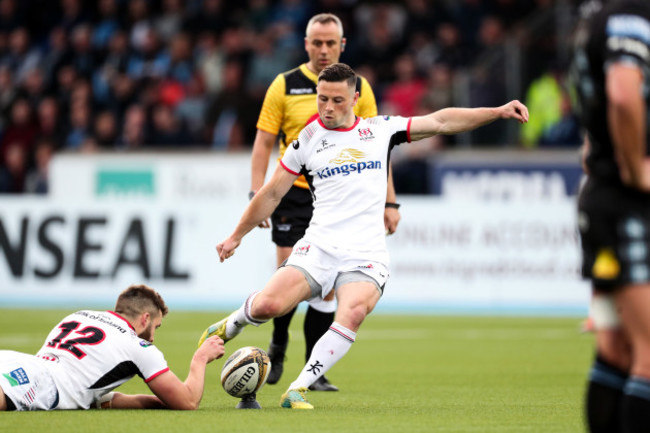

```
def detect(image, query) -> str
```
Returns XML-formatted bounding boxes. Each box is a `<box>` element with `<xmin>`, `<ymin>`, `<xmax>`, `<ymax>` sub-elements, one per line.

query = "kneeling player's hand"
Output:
<box><xmin>197</xmin><ymin>336</ymin><xmax>225</xmax><ymax>363</ymax></box>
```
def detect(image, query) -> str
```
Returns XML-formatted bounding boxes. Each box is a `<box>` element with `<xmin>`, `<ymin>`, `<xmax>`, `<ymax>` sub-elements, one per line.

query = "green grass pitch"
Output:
<box><xmin>0</xmin><ymin>309</ymin><xmax>593</xmax><ymax>432</ymax></box>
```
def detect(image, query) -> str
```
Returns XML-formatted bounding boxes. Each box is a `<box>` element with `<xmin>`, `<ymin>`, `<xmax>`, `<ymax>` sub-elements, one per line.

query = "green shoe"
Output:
<box><xmin>280</xmin><ymin>387</ymin><xmax>314</xmax><ymax>409</ymax></box>
<box><xmin>198</xmin><ymin>315</ymin><xmax>231</xmax><ymax>347</ymax></box>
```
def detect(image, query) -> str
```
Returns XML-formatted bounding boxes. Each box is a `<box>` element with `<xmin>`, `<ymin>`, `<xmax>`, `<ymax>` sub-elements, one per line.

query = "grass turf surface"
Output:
<box><xmin>0</xmin><ymin>309</ymin><xmax>593</xmax><ymax>432</ymax></box>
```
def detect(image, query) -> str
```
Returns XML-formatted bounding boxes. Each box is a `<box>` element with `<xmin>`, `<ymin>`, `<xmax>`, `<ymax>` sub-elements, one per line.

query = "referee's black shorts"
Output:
<box><xmin>578</xmin><ymin>177</ymin><xmax>650</xmax><ymax>292</ymax></box>
<box><xmin>271</xmin><ymin>185</ymin><xmax>313</xmax><ymax>247</ymax></box>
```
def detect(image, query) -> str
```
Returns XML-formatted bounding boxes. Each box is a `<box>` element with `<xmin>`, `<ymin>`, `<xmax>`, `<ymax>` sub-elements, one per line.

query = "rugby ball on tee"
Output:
<box><xmin>221</xmin><ymin>346</ymin><xmax>271</xmax><ymax>398</ymax></box>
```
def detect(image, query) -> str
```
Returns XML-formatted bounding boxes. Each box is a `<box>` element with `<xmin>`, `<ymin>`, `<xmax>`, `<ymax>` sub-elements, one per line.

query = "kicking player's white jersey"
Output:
<box><xmin>281</xmin><ymin>115</ymin><xmax>411</xmax><ymax>263</ymax></box>
<box><xmin>33</xmin><ymin>310</ymin><xmax>168</xmax><ymax>409</ymax></box>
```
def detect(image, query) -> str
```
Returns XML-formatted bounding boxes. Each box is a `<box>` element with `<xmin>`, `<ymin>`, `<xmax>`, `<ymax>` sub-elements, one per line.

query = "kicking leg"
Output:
<box><xmin>198</xmin><ymin>266</ymin><xmax>311</xmax><ymax>346</ymax></box>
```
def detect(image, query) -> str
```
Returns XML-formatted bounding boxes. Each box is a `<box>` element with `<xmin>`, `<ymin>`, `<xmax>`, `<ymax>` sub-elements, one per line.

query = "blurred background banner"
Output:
<box><xmin>1</xmin><ymin>153</ymin><xmax>588</xmax><ymax>314</ymax></box>
<box><xmin>0</xmin><ymin>0</ymin><xmax>589</xmax><ymax>315</ymax></box>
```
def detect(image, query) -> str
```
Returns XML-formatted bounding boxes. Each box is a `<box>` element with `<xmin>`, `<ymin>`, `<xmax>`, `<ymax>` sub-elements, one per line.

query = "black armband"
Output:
<box><xmin>385</xmin><ymin>202</ymin><xmax>400</xmax><ymax>209</ymax></box>
<box><xmin>248</xmin><ymin>191</ymin><xmax>256</xmax><ymax>200</ymax></box>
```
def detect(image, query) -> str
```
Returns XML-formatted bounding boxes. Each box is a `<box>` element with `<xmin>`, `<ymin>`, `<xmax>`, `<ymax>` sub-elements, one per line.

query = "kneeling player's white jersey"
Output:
<box><xmin>35</xmin><ymin>310</ymin><xmax>168</xmax><ymax>409</ymax></box>
<box><xmin>281</xmin><ymin>115</ymin><xmax>411</xmax><ymax>259</ymax></box>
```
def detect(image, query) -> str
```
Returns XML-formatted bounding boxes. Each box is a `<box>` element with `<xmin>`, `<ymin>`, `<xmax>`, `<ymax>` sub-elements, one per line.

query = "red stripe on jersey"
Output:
<box><xmin>107</xmin><ymin>311</ymin><xmax>136</xmax><ymax>331</ymax></box>
<box><xmin>305</xmin><ymin>112</ymin><xmax>319</xmax><ymax>126</ymax></box>
<box><xmin>145</xmin><ymin>367</ymin><xmax>170</xmax><ymax>383</ymax></box>
<box><xmin>406</xmin><ymin>118</ymin><xmax>412</xmax><ymax>143</ymax></box>
<box><xmin>317</xmin><ymin>116</ymin><xmax>361</xmax><ymax>131</ymax></box>
<box><xmin>280</xmin><ymin>160</ymin><xmax>300</xmax><ymax>176</ymax></box>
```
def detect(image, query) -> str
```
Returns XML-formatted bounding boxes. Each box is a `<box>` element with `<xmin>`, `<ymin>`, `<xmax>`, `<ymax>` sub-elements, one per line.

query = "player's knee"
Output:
<box><xmin>251</xmin><ymin>297</ymin><xmax>285</xmax><ymax>319</ymax></box>
<box><xmin>338</xmin><ymin>304</ymin><xmax>368</xmax><ymax>331</ymax></box>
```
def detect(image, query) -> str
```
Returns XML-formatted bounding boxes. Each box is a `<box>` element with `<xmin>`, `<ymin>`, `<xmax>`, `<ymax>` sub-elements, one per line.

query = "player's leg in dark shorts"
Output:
<box><xmin>271</xmin><ymin>185</ymin><xmax>313</xmax><ymax>247</ymax></box>
<box><xmin>578</xmin><ymin>177</ymin><xmax>650</xmax><ymax>292</ymax></box>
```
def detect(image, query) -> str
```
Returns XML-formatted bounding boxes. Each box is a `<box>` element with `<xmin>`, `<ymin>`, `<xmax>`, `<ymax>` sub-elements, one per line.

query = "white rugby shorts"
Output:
<box><xmin>0</xmin><ymin>350</ymin><xmax>59</xmax><ymax>411</ymax></box>
<box><xmin>286</xmin><ymin>239</ymin><xmax>389</xmax><ymax>300</ymax></box>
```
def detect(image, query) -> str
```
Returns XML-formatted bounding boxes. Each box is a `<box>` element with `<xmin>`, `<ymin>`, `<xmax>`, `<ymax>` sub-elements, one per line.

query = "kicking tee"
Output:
<box><xmin>35</xmin><ymin>310</ymin><xmax>168</xmax><ymax>409</ymax></box>
<box><xmin>281</xmin><ymin>115</ymin><xmax>411</xmax><ymax>260</ymax></box>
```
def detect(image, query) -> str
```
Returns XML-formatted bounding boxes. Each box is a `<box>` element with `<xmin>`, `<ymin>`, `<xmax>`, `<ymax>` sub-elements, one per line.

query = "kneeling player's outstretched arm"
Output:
<box><xmin>145</xmin><ymin>336</ymin><xmax>225</xmax><ymax>410</ymax></box>
<box><xmin>409</xmin><ymin>100</ymin><xmax>529</xmax><ymax>142</ymax></box>
<box><xmin>98</xmin><ymin>392</ymin><xmax>165</xmax><ymax>409</ymax></box>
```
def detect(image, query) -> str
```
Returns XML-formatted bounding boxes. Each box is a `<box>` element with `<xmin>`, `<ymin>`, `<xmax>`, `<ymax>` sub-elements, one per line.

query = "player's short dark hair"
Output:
<box><xmin>115</xmin><ymin>284</ymin><xmax>168</xmax><ymax>319</ymax></box>
<box><xmin>318</xmin><ymin>63</ymin><xmax>356</xmax><ymax>88</ymax></box>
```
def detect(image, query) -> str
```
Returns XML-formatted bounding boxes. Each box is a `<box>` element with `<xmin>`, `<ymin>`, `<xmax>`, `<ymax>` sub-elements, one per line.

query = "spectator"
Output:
<box><xmin>0</xmin><ymin>0</ymin><xmax>19</xmax><ymax>33</ymax></box>
<box><xmin>0</xmin><ymin>140</ymin><xmax>26</xmax><ymax>192</ymax></box>
<box><xmin>93</xmin><ymin>29</ymin><xmax>130</xmax><ymax>105</ymax></box>
<box><xmin>24</xmin><ymin>137</ymin><xmax>53</xmax><ymax>193</ymax></box>
<box><xmin>19</xmin><ymin>67</ymin><xmax>46</xmax><ymax>109</ymax></box>
<box><xmin>92</xmin><ymin>110</ymin><xmax>118</xmax><ymax>147</ymax></box>
<box><xmin>64</xmin><ymin>101</ymin><xmax>90</xmax><ymax>149</ymax></box>
<box><xmin>194</xmin><ymin>32</ymin><xmax>225</xmax><ymax>95</ymax></box>
<box><xmin>0</xmin><ymin>97</ymin><xmax>36</xmax><ymax>163</ymax></box>
<box><xmin>182</xmin><ymin>0</ymin><xmax>227</xmax><ymax>37</ymax></box>
<box><xmin>92</xmin><ymin>0</ymin><xmax>120</xmax><ymax>51</ymax></box>
<box><xmin>36</xmin><ymin>96</ymin><xmax>65</xmax><ymax>147</ymax></box>
<box><xmin>4</xmin><ymin>27</ymin><xmax>40</xmax><ymax>83</ymax></box>
<box><xmin>0</xmin><ymin>64</ymin><xmax>17</xmax><ymax>129</ymax></box>
<box><xmin>40</xmin><ymin>27</ymin><xmax>72</xmax><ymax>87</ymax></box>
<box><xmin>175</xmin><ymin>74</ymin><xmax>208</xmax><ymax>143</ymax></box>
<box><xmin>154</xmin><ymin>0</ymin><xmax>185</xmax><ymax>44</ymax></box>
<box><xmin>382</xmin><ymin>53</ymin><xmax>426</xmax><ymax>117</ymax></box>
<box><xmin>206</xmin><ymin>60</ymin><xmax>256</xmax><ymax>150</ymax></box>
<box><xmin>127</xmin><ymin>28</ymin><xmax>168</xmax><ymax>81</ymax></box>
<box><xmin>69</xmin><ymin>24</ymin><xmax>97</xmax><ymax>79</ymax></box>
<box><xmin>166</xmin><ymin>32</ymin><xmax>194</xmax><ymax>84</ymax></box>
<box><xmin>57</xmin><ymin>0</ymin><xmax>87</xmax><ymax>33</ymax></box>
<box><xmin>116</xmin><ymin>103</ymin><xmax>147</xmax><ymax>149</ymax></box>
<box><xmin>149</xmin><ymin>104</ymin><xmax>192</xmax><ymax>146</ymax></box>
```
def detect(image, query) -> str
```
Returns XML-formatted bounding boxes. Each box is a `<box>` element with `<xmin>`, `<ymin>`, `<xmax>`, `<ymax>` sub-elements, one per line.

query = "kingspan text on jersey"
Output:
<box><xmin>316</xmin><ymin>161</ymin><xmax>382</xmax><ymax>179</ymax></box>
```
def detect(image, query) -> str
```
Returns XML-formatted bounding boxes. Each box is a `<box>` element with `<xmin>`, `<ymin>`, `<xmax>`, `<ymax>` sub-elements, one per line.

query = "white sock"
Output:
<box><xmin>288</xmin><ymin>322</ymin><xmax>356</xmax><ymax>390</ymax></box>
<box><xmin>225</xmin><ymin>291</ymin><xmax>267</xmax><ymax>338</ymax></box>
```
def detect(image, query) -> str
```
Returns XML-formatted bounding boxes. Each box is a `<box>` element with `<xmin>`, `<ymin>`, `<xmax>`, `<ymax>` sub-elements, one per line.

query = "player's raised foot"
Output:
<box><xmin>266</xmin><ymin>340</ymin><xmax>287</xmax><ymax>384</ymax></box>
<box><xmin>308</xmin><ymin>375</ymin><xmax>339</xmax><ymax>392</ymax></box>
<box><xmin>280</xmin><ymin>387</ymin><xmax>313</xmax><ymax>409</ymax></box>
<box><xmin>198</xmin><ymin>314</ymin><xmax>238</xmax><ymax>347</ymax></box>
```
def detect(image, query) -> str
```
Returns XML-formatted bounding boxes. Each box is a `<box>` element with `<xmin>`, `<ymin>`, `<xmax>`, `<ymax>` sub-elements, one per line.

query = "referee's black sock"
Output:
<box><xmin>304</xmin><ymin>306</ymin><xmax>335</xmax><ymax>362</ymax></box>
<box><xmin>586</xmin><ymin>355</ymin><xmax>627</xmax><ymax>433</ymax></box>
<box><xmin>620</xmin><ymin>376</ymin><xmax>650</xmax><ymax>433</ymax></box>
<box><xmin>271</xmin><ymin>307</ymin><xmax>297</xmax><ymax>346</ymax></box>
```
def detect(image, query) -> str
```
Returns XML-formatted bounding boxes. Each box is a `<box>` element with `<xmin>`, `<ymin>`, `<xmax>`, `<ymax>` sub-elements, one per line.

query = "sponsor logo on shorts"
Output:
<box><xmin>593</xmin><ymin>248</ymin><xmax>620</xmax><ymax>280</ymax></box>
<box><xmin>294</xmin><ymin>244</ymin><xmax>311</xmax><ymax>255</ymax></box>
<box><xmin>277</xmin><ymin>224</ymin><xmax>291</xmax><ymax>232</ymax></box>
<box><xmin>2</xmin><ymin>368</ymin><xmax>29</xmax><ymax>387</ymax></box>
<box><xmin>358</xmin><ymin>263</ymin><xmax>374</xmax><ymax>269</ymax></box>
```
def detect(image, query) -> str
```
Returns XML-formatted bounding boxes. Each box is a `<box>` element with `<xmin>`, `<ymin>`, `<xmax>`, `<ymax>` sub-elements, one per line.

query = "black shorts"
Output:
<box><xmin>578</xmin><ymin>177</ymin><xmax>650</xmax><ymax>291</ymax></box>
<box><xmin>271</xmin><ymin>185</ymin><xmax>313</xmax><ymax>247</ymax></box>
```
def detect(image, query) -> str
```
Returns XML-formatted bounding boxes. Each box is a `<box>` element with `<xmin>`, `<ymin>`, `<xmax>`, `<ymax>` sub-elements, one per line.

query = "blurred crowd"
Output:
<box><xmin>0</xmin><ymin>0</ymin><xmax>580</xmax><ymax>194</ymax></box>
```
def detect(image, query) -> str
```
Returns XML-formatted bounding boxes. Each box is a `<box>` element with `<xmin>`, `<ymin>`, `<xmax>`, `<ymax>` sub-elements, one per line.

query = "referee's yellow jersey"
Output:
<box><xmin>256</xmin><ymin>63</ymin><xmax>378</xmax><ymax>189</ymax></box>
